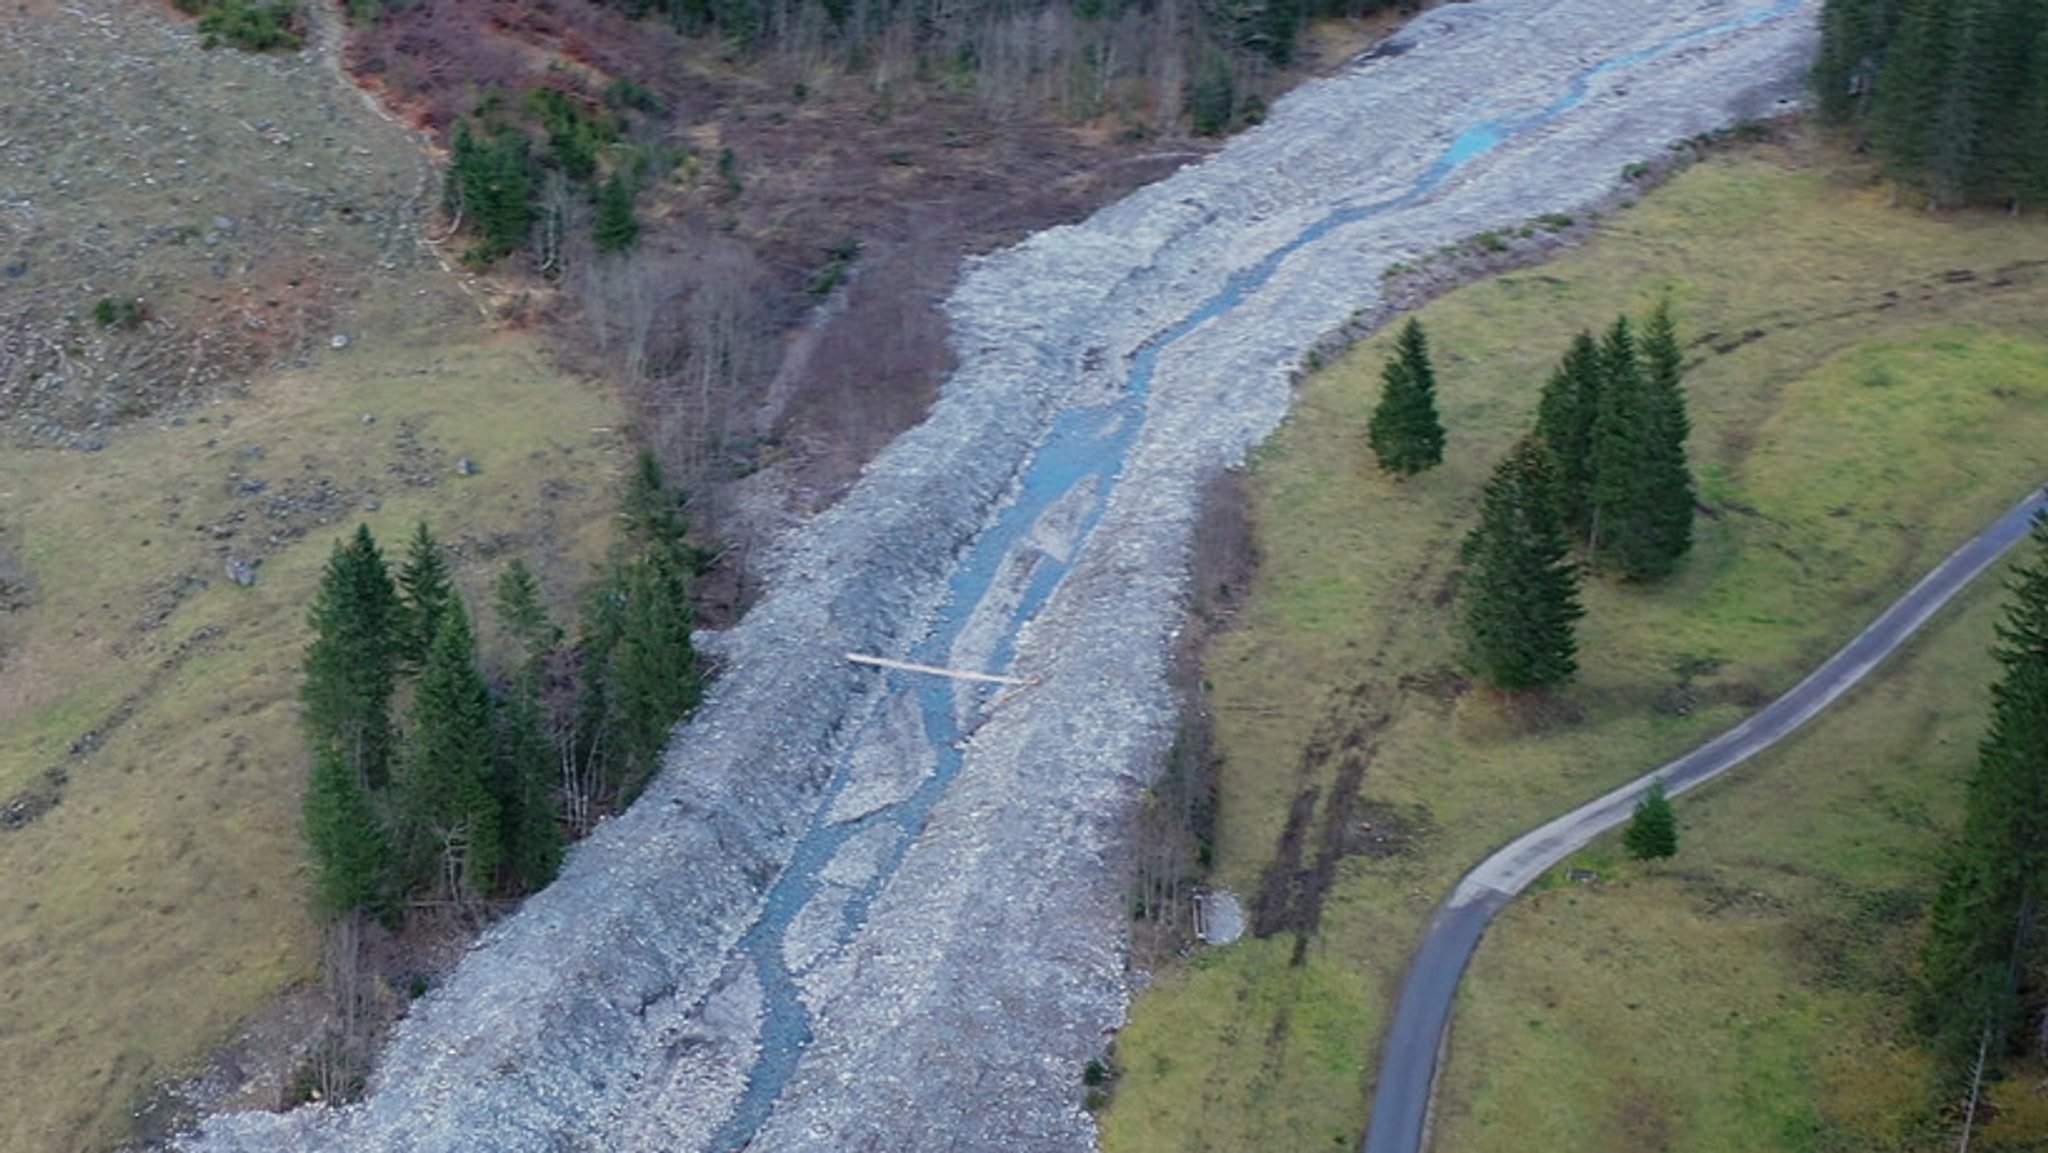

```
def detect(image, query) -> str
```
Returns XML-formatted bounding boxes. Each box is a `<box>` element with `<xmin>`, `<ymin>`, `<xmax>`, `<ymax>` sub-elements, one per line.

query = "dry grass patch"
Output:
<box><xmin>0</xmin><ymin>308</ymin><xmax>624</xmax><ymax>1153</ymax></box>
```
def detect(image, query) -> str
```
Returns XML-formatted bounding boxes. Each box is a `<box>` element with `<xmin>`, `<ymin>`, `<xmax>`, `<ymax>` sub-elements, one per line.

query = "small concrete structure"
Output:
<box><xmin>1193</xmin><ymin>889</ymin><xmax>1245</xmax><ymax>946</ymax></box>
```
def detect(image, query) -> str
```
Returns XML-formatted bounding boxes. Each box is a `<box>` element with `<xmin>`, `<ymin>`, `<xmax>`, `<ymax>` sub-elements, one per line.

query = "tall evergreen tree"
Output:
<box><xmin>302</xmin><ymin>747</ymin><xmax>391</xmax><ymax>915</ymax></box>
<box><xmin>1367</xmin><ymin>318</ymin><xmax>1447</xmax><ymax>477</ymax></box>
<box><xmin>1532</xmin><ymin>329</ymin><xmax>1603</xmax><ymax>536</ymax></box>
<box><xmin>1821</xmin><ymin>0</ymin><xmax>2048</xmax><ymax>205</ymax></box>
<box><xmin>400</xmin><ymin>598</ymin><xmax>501</xmax><ymax>900</ymax></box>
<box><xmin>493</xmin><ymin>682</ymin><xmax>564</xmax><ymax>893</ymax></box>
<box><xmin>1459</xmin><ymin>438</ymin><xmax>1582</xmax><ymax>692</ymax></box>
<box><xmin>593</xmin><ymin>171</ymin><xmax>640</xmax><ymax>253</ymax></box>
<box><xmin>445</xmin><ymin>120</ymin><xmax>537</xmax><ymax>264</ymax></box>
<box><xmin>620</xmin><ymin>450</ymin><xmax>694</xmax><ymax>569</ymax></box>
<box><xmin>1587</xmin><ymin>316</ymin><xmax>1648</xmax><ymax>568</ymax></box>
<box><xmin>605</xmin><ymin>551</ymin><xmax>703</xmax><ymax>798</ymax></box>
<box><xmin>397</xmin><ymin>522</ymin><xmax>455</xmax><ymax>671</ymax></box>
<box><xmin>491</xmin><ymin>558</ymin><xmax>565</xmax><ymax>892</ymax></box>
<box><xmin>1635</xmin><ymin>300</ymin><xmax>1696</xmax><ymax>577</ymax></box>
<box><xmin>302</xmin><ymin>525</ymin><xmax>402</xmax><ymax>787</ymax></box>
<box><xmin>494</xmin><ymin>557</ymin><xmax>564</xmax><ymax>675</ymax></box>
<box><xmin>1587</xmin><ymin>312</ymin><xmax>1694</xmax><ymax>582</ymax></box>
<box><xmin>1919</xmin><ymin>514</ymin><xmax>2048</xmax><ymax>1070</ymax></box>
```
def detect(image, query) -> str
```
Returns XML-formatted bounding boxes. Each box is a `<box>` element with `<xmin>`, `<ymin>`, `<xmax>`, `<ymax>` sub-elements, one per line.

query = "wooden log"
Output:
<box><xmin>844</xmin><ymin>652</ymin><xmax>1030</xmax><ymax>686</ymax></box>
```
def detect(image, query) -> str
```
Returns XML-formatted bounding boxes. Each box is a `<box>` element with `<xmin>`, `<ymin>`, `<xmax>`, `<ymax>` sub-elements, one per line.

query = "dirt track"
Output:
<box><xmin>182</xmin><ymin>2</ymin><xmax>1820</xmax><ymax>1150</ymax></box>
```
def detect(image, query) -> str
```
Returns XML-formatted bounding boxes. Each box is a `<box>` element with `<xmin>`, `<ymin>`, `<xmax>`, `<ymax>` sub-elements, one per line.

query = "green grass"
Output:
<box><xmin>1435</xmin><ymin>575</ymin><xmax>2004</xmax><ymax>1153</ymax></box>
<box><xmin>0</xmin><ymin>305</ymin><xmax>624</xmax><ymax>1153</ymax></box>
<box><xmin>1099</xmin><ymin>136</ymin><xmax>2048</xmax><ymax>1153</ymax></box>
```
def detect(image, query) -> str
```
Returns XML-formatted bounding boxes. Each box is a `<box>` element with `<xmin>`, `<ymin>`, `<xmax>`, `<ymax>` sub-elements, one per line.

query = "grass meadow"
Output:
<box><xmin>1099</xmin><ymin>132</ymin><xmax>2048</xmax><ymax>1153</ymax></box>
<box><xmin>0</xmin><ymin>291</ymin><xmax>624</xmax><ymax>1152</ymax></box>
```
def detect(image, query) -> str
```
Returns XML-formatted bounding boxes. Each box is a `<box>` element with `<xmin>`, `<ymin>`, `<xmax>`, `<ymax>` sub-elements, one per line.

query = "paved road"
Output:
<box><xmin>1362</xmin><ymin>488</ymin><xmax>2048</xmax><ymax>1153</ymax></box>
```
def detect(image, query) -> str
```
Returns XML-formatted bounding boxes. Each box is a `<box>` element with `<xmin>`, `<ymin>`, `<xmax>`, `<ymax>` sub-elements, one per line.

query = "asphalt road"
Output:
<box><xmin>1362</xmin><ymin>487</ymin><xmax>2048</xmax><ymax>1153</ymax></box>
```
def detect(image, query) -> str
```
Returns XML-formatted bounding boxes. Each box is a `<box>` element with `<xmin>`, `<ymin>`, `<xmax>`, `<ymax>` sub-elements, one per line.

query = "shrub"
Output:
<box><xmin>93</xmin><ymin>296</ymin><xmax>146</xmax><ymax>330</ymax></box>
<box><xmin>185</xmin><ymin>0</ymin><xmax>306</xmax><ymax>51</ymax></box>
<box><xmin>1623</xmin><ymin>781</ymin><xmax>1678</xmax><ymax>860</ymax></box>
<box><xmin>1188</xmin><ymin>55</ymin><xmax>1236</xmax><ymax>137</ymax></box>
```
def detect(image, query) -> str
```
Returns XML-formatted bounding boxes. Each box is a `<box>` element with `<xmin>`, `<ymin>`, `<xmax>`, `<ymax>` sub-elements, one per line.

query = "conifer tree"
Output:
<box><xmin>1819</xmin><ymin>0</ymin><xmax>2048</xmax><ymax>206</ymax></box>
<box><xmin>1533</xmin><ymin>330</ymin><xmax>1603</xmax><ymax>536</ymax></box>
<box><xmin>494</xmin><ymin>682</ymin><xmax>564</xmax><ymax>892</ymax></box>
<box><xmin>303</xmin><ymin>747</ymin><xmax>391</xmax><ymax>915</ymax></box>
<box><xmin>605</xmin><ymin>550</ymin><xmax>703</xmax><ymax>798</ymax></box>
<box><xmin>491</xmin><ymin>558</ymin><xmax>565</xmax><ymax>892</ymax></box>
<box><xmin>1635</xmin><ymin>300</ymin><xmax>1697</xmax><ymax>577</ymax></box>
<box><xmin>1368</xmin><ymin>318</ymin><xmax>1446</xmax><ymax>477</ymax></box>
<box><xmin>397</xmin><ymin>522</ymin><xmax>454</xmax><ymax>671</ymax></box>
<box><xmin>494</xmin><ymin>557</ymin><xmax>563</xmax><ymax>674</ymax></box>
<box><xmin>1459</xmin><ymin>438</ymin><xmax>1582</xmax><ymax>691</ymax></box>
<box><xmin>1623</xmin><ymin>780</ymin><xmax>1678</xmax><ymax>860</ymax></box>
<box><xmin>445</xmin><ymin>119</ymin><xmax>537</xmax><ymax>264</ymax></box>
<box><xmin>401</xmin><ymin>598</ymin><xmax>501</xmax><ymax>900</ymax></box>
<box><xmin>1920</xmin><ymin>514</ymin><xmax>2048</xmax><ymax>1064</ymax></box>
<box><xmin>302</xmin><ymin>525</ymin><xmax>402</xmax><ymax>787</ymax></box>
<box><xmin>1587</xmin><ymin>311</ymin><xmax>1694</xmax><ymax>582</ymax></box>
<box><xmin>593</xmin><ymin>171</ymin><xmax>639</xmax><ymax>254</ymax></box>
<box><xmin>620</xmin><ymin>450</ymin><xmax>693</xmax><ymax>569</ymax></box>
<box><xmin>1587</xmin><ymin>316</ymin><xmax>1647</xmax><ymax>566</ymax></box>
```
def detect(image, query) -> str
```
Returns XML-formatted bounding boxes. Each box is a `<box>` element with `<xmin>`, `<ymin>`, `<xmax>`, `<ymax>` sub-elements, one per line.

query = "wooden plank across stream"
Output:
<box><xmin>844</xmin><ymin>653</ymin><xmax>1031</xmax><ymax>686</ymax></box>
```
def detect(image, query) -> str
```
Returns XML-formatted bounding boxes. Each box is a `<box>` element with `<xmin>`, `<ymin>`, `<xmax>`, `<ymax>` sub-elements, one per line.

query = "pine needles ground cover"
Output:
<box><xmin>1100</xmin><ymin>137</ymin><xmax>2048</xmax><ymax>1153</ymax></box>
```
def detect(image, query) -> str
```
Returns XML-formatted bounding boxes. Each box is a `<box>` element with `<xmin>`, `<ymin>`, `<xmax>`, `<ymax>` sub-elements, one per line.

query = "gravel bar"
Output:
<box><xmin>183</xmin><ymin>2</ymin><xmax>1818</xmax><ymax>1149</ymax></box>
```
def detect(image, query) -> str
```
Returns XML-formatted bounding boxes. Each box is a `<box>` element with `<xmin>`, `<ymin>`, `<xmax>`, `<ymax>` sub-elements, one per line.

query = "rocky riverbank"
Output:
<box><xmin>183</xmin><ymin>2</ymin><xmax>1818</xmax><ymax>1149</ymax></box>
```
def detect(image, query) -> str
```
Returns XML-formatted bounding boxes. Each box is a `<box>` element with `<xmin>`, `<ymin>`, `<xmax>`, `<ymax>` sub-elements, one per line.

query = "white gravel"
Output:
<box><xmin>180</xmin><ymin>2</ymin><xmax>1819</xmax><ymax>1150</ymax></box>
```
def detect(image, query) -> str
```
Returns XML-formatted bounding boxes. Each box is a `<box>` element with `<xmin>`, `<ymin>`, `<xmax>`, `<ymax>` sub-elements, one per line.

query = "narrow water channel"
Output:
<box><xmin>711</xmin><ymin>1</ymin><xmax>1805</xmax><ymax>1146</ymax></box>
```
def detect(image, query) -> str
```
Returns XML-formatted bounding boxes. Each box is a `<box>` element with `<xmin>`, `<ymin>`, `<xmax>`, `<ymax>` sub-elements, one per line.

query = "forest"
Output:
<box><xmin>1816</xmin><ymin>0</ymin><xmax>2048</xmax><ymax>206</ymax></box>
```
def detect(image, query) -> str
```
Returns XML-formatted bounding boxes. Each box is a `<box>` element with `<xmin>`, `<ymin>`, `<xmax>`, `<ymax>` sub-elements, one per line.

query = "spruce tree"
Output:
<box><xmin>1368</xmin><ymin>318</ymin><xmax>1446</xmax><ymax>477</ymax></box>
<box><xmin>397</xmin><ymin>522</ymin><xmax>454</xmax><ymax>671</ymax></box>
<box><xmin>302</xmin><ymin>524</ymin><xmax>402</xmax><ymax>787</ymax></box>
<box><xmin>1919</xmin><ymin>514</ymin><xmax>2048</xmax><ymax>1066</ymax></box>
<box><xmin>491</xmin><ymin>558</ymin><xmax>564</xmax><ymax>892</ymax></box>
<box><xmin>400</xmin><ymin>598</ymin><xmax>501</xmax><ymax>900</ymax></box>
<box><xmin>1635</xmin><ymin>300</ymin><xmax>1696</xmax><ymax>578</ymax></box>
<box><xmin>1623</xmin><ymin>780</ymin><xmax>1678</xmax><ymax>860</ymax></box>
<box><xmin>605</xmin><ymin>550</ymin><xmax>703</xmax><ymax>798</ymax></box>
<box><xmin>593</xmin><ymin>172</ymin><xmax>639</xmax><ymax>254</ymax></box>
<box><xmin>1587</xmin><ymin>316</ymin><xmax>1647</xmax><ymax>569</ymax></box>
<box><xmin>1819</xmin><ymin>0</ymin><xmax>2048</xmax><ymax>205</ymax></box>
<box><xmin>446</xmin><ymin>120</ymin><xmax>537</xmax><ymax>264</ymax></box>
<box><xmin>1459</xmin><ymin>437</ymin><xmax>1582</xmax><ymax>691</ymax></box>
<box><xmin>494</xmin><ymin>557</ymin><xmax>563</xmax><ymax>675</ymax></box>
<box><xmin>620</xmin><ymin>450</ymin><xmax>693</xmax><ymax>569</ymax></box>
<box><xmin>1586</xmin><ymin>311</ymin><xmax>1694</xmax><ymax>582</ymax></box>
<box><xmin>303</xmin><ymin>747</ymin><xmax>391</xmax><ymax>915</ymax></box>
<box><xmin>494</xmin><ymin>682</ymin><xmax>564</xmax><ymax>892</ymax></box>
<box><xmin>1532</xmin><ymin>330</ymin><xmax>1603</xmax><ymax>536</ymax></box>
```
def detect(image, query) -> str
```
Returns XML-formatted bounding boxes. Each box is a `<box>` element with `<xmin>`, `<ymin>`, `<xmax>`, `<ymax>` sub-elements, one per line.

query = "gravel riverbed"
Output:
<box><xmin>183</xmin><ymin>2</ymin><xmax>1818</xmax><ymax>1149</ymax></box>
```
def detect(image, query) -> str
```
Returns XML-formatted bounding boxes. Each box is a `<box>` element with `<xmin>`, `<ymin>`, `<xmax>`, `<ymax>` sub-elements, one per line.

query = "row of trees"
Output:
<box><xmin>574</xmin><ymin>0</ymin><xmax>1416</xmax><ymax>136</ymax></box>
<box><xmin>1366</xmin><ymin>309</ymin><xmax>1696</xmax><ymax>692</ymax></box>
<box><xmin>1917</xmin><ymin>515</ymin><xmax>2048</xmax><ymax>1100</ymax></box>
<box><xmin>301</xmin><ymin>454</ymin><xmax>705</xmax><ymax>917</ymax></box>
<box><xmin>1815</xmin><ymin>0</ymin><xmax>2048</xmax><ymax>206</ymax></box>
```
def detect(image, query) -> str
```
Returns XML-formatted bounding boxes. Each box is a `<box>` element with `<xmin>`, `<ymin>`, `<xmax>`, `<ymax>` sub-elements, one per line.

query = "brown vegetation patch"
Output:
<box><xmin>1130</xmin><ymin>469</ymin><xmax>1257</xmax><ymax>963</ymax></box>
<box><xmin>1249</xmin><ymin>681</ymin><xmax>1390</xmax><ymax>960</ymax></box>
<box><xmin>330</xmin><ymin>0</ymin><xmax>1311</xmax><ymax>528</ymax></box>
